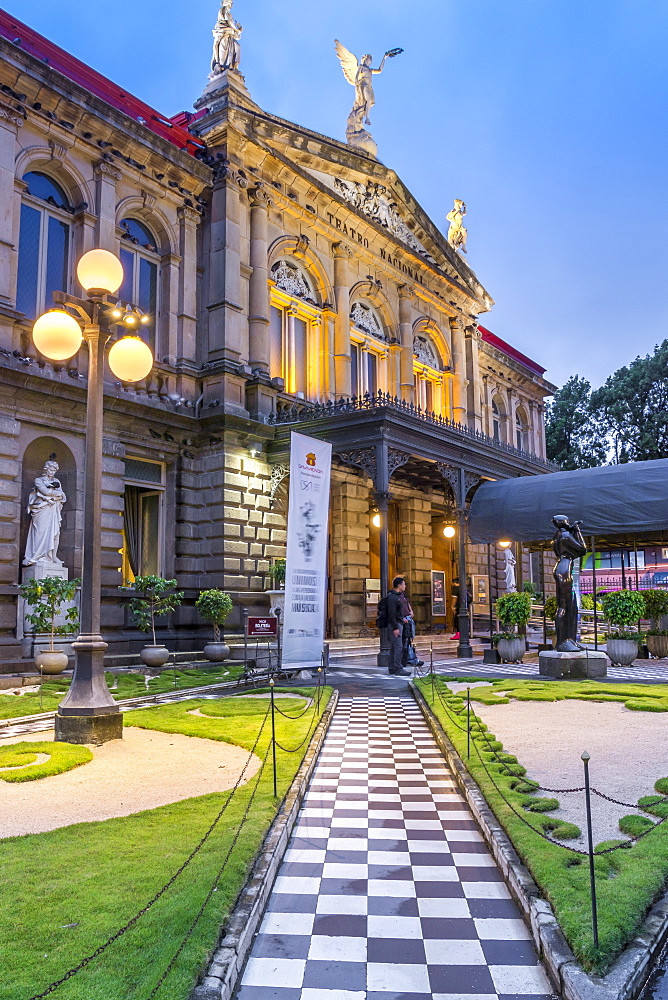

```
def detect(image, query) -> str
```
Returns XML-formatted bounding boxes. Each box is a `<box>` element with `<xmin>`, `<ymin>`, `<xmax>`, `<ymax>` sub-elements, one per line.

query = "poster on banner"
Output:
<box><xmin>282</xmin><ymin>431</ymin><xmax>332</xmax><ymax>667</ymax></box>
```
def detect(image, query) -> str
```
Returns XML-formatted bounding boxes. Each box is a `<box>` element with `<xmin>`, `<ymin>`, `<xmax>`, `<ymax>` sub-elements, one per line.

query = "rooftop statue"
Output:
<box><xmin>210</xmin><ymin>0</ymin><xmax>242</xmax><ymax>77</ymax></box>
<box><xmin>334</xmin><ymin>40</ymin><xmax>403</xmax><ymax>156</ymax></box>
<box><xmin>446</xmin><ymin>199</ymin><xmax>468</xmax><ymax>254</ymax></box>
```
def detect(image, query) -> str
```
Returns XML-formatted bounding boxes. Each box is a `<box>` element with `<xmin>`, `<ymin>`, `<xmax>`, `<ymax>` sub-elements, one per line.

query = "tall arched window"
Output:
<box><xmin>17</xmin><ymin>171</ymin><xmax>72</xmax><ymax>320</ymax></box>
<box><xmin>413</xmin><ymin>332</ymin><xmax>449</xmax><ymax>417</ymax></box>
<box><xmin>269</xmin><ymin>258</ymin><xmax>320</xmax><ymax>398</ymax></box>
<box><xmin>492</xmin><ymin>397</ymin><xmax>504</xmax><ymax>441</ymax></box>
<box><xmin>515</xmin><ymin>407</ymin><xmax>529</xmax><ymax>451</ymax></box>
<box><xmin>119</xmin><ymin>219</ymin><xmax>160</xmax><ymax>336</ymax></box>
<box><xmin>350</xmin><ymin>300</ymin><xmax>386</xmax><ymax>397</ymax></box>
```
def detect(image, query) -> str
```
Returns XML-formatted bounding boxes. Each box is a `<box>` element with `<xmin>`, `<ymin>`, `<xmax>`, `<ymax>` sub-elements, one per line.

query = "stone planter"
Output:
<box><xmin>497</xmin><ymin>637</ymin><xmax>526</xmax><ymax>663</ymax></box>
<box><xmin>266</xmin><ymin>589</ymin><xmax>285</xmax><ymax>617</ymax></box>
<box><xmin>35</xmin><ymin>649</ymin><xmax>69</xmax><ymax>674</ymax></box>
<box><xmin>646</xmin><ymin>634</ymin><xmax>668</xmax><ymax>659</ymax></box>
<box><xmin>203</xmin><ymin>641</ymin><xmax>230</xmax><ymax>662</ymax></box>
<box><xmin>139</xmin><ymin>644</ymin><xmax>170</xmax><ymax>667</ymax></box>
<box><xmin>606</xmin><ymin>638</ymin><xmax>638</xmax><ymax>667</ymax></box>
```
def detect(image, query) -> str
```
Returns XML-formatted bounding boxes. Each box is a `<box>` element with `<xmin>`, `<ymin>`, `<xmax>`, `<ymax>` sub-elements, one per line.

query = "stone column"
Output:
<box><xmin>161</xmin><ymin>252</ymin><xmax>181</xmax><ymax>366</ymax></box>
<box><xmin>207</xmin><ymin>162</ymin><xmax>246</xmax><ymax>362</ymax></box>
<box><xmin>177</xmin><ymin>206</ymin><xmax>200</xmax><ymax>365</ymax></box>
<box><xmin>397</xmin><ymin>495</ymin><xmax>432</xmax><ymax>629</ymax></box>
<box><xmin>330</xmin><ymin>474</ymin><xmax>371</xmax><ymax>637</ymax></box>
<box><xmin>449</xmin><ymin>317</ymin><xmax>467</xmax><ymax>425</ymax></box>
<box><xmin>93</xmin><ymin>161</ymin><xmax>121</xmax><ymax>252</ymax></box>
<box><xmin>466</xmin><ymin>324</ymin><xmax>483</xmax><ymax>433</ymax></box>
<box><xmin>333</xmin><ymin>242</ymin><xmax>353</xmax><ymax>397</ymax></box>
<box><xmin>248</xmin><ymin>184</ymin><xmax>271</xmax><ymax>373</ymax></box>
<box><xmin>398</xmin><ymin>285</ymin><xmax>415</xmax><ymax>403</ymax></box>
<box><xmin>0</xmin><ymin>101</ymin><xmax>22</xmax><ymax>350</ymax></box>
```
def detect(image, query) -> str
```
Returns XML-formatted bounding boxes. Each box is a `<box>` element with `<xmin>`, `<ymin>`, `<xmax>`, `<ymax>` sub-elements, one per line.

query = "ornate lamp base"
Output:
<box><xmin>55</xmin><ymin>711</ymin><xmax>123</xmax><ymax>745</ymax></box>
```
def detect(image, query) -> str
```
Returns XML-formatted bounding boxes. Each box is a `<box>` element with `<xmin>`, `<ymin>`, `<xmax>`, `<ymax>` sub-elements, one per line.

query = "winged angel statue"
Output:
<box><xmin>334</xmin><ymin>40</ymin><xmax>403</xmax><ymax>156</ymax></box>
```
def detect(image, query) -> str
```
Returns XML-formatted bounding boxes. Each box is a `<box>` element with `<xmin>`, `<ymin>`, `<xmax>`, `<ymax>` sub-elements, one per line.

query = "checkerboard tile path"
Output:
<box><xmin>236</xmin><ymin>696</ymin><xmax>556</xmax><ymax>1000</ymax></box>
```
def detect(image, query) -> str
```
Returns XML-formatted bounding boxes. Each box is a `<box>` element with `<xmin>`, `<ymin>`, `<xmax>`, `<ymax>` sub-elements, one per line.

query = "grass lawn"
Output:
<box><xmin>0</xmin><ymin>686</ymin><xmax>332</xmax><ymax>1000</ymax></box>
<box><xmin>416</xmin><ymin>676</ymin><xmax>668</xmax><ymax>974</ymax></box>
<box><xmin>0</xmin><ymin>665</ymin><xmax>244</xmax><ymax>721</ymax></box>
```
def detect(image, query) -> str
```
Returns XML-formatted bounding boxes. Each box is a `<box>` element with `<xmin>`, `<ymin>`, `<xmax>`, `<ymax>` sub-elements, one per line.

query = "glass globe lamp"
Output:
<box><xmin>498</xmin><ymin>539</ymin><xmax>512</xmax><ymax>548</ymax></box>
<box><xmin>32</xmin><ymin>310</ymin><xmax>83</xmax><ymax>360</ymax></box>
<box><xmin>108</xmin><ymin>336</ymin><xmax>153</xmax><ymax>382</ymax></box>
<box><xmin>443</xmin><ymin>525</ymin><xmax>456</xmax><ymax>538</ymax></box>
<box><xmin>77</xmin><ymin>249</ymin><xmax>124</xmax><ymax>294</ymax></box>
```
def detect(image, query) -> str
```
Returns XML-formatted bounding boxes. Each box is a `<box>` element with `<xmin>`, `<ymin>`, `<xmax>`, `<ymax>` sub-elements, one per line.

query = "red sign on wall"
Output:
<box><xmin>246</xmin><ymin>616</ymin><xmax>278</xmax><ymax>638</ymax></box>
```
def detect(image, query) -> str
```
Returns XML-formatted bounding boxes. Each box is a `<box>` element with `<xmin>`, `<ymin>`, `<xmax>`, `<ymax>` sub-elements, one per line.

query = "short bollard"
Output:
<box><xmin>467</xmin><ymin>686</ymin><xmax>471</xmax><ymax>760</ymax></box>
<box><xmin>270</xmin><ymin>678</ymin><xmax>277</xmax><ymax>798</ymax></box>
<box><xmin>430</xmin><ymin>639</ymin><xmax>434</xmax><ymax>675</ymax></box>
<box><xmin>582</xmin><ymin>751</ymin><xmax>599</xmax><ymax>950</ymax></box>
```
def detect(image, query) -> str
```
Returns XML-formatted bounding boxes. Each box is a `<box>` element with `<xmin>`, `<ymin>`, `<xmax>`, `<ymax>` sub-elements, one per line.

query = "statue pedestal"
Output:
<box><xmin>539</xmin><ymin>649</ymin><xmax>607</xmax><ymax>679</ymax></box>
<box><xmin>19</xmin><ymin>560</ymin><xmax>78</xmax><ymax>658</ymax></box>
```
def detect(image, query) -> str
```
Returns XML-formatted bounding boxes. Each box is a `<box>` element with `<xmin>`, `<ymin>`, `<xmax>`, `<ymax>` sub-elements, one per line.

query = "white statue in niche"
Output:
<box><xmin>210</xmin><ymin>0</ymin><xmax>242</xmax><ymax>77</ymax></box>
<box><xmin>23</xmin><ymin>460</ymin><xmax>66</xmax><ymax>566</ymax></box>
<box><xmin>503</xmin><ymin>548</ymin><xmax>517</xmax><ymax>593</ymax></box>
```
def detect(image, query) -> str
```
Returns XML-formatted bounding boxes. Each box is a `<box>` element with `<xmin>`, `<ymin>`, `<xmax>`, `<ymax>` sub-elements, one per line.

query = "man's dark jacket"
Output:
<box><xmin>386</xmin><ymin>590</ymin><xmax>404</xmax><ymax>630</ymax></box>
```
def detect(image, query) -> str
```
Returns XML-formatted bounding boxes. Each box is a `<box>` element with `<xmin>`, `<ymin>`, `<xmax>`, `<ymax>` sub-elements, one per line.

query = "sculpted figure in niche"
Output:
<box><xmin>210</xmin><ymin>0</ymin><xmax>242</xmax><ymax>76</ymax></box>
<box><xmin>552</xmin><ymin>514</ymin><xmax>587</xmax><ymax>652</ymax></box>
<box><xmin>23</xmin><ymin>460</ymin><xmax>66</xmax><ymax>566</ymax></box>
<box><xmin>446</xmin><ymin>199</ymin><xmax>468</xmax><ymax>254</ymax></box>
<box><xmin>503</xmin><ymin>548</ymin><xmax>516</xmax><ymax>592</ymax></box>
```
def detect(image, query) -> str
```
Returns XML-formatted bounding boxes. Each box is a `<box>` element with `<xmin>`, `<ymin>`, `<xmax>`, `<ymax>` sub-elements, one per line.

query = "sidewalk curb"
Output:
<box><xmin>411</xmin><ymin>680</ymin><xmax>668</xmax><ymax>1000</ymax></box>
<box><xmin>190</xmin><ymin>687</ymin><xmax>339</xmax><ymax>1000</ymax></box>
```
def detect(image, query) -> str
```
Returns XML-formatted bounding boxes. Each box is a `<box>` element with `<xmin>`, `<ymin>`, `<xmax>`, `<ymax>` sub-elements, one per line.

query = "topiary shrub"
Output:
<box><xmin>643</xmin><ymin>590</ymin><xmax>668</xmax><ymax>633</ymax></box>
<box><xmin>196</xmin><ymin>589</ymin><xmax>233</xmax><ymax>642</ymax></box>
<box><xmin>495</xmin><ymin>592</ymin><xmax>532</xmax><ymax>636</ymax></box>
<box><xmin>122</xmin><ymin>576</ymin><xmax>184</xmax><ymax>646</ymax></box>
<box><xmin>601</xmin><ymin>590</ymin><xmax>646</xmax><ymax>639</ymax></box>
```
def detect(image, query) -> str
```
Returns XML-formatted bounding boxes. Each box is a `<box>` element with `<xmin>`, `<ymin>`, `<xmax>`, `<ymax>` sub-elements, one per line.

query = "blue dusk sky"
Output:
<box><xmin>7</xmin><ymin>0</ymin><xmax>667</xmax><ymax>392</ymax></box>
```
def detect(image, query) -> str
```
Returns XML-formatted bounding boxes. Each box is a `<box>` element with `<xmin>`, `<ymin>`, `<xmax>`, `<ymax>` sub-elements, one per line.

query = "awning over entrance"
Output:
<box><xmin>468</xmin><ymin>459</ymin><xmax>668</xmax><ymax>543</ymax></box>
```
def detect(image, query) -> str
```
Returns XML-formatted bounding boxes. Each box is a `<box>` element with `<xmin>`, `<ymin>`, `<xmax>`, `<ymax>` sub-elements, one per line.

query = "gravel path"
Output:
<box><xmin>467</xmin><ymin>692</ymin><xmax>668</xmax><ymax>847</ymax></box>
<box><xmin>0</xmin><ymin>726</ymin><xmax>261</xmax><ymax>839</ymax></box>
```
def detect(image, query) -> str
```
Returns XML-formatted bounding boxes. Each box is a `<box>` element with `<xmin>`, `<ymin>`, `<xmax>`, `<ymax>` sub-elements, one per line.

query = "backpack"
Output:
<box><xmin>376</xmin><ymin>595</ymin><xmax>389</xmax><ymax>629</ymax></box>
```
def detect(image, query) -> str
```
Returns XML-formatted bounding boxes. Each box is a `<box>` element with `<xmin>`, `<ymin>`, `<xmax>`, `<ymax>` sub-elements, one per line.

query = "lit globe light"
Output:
<box><xmin>123</xmin><ymin>309</ymin><xmax>138</xmax><ymax>326</ymax></box>
<box><xmin>77</xmin><ymin>249</ymin><xmax>124</xmax><ymax>294</ymax></box>
<box><xmin>32</xmin><ymin>310</ymin><xmax>83</xmax><ymax>360</ymax></box>
<box><xmin>443</xmin><ymin>525</ymin><xmax>456</xmax><ymax>538</ymax></box>
<box><xmin>498</xmin><ymin>539</ymin><xmax>512</xmax><ymax>548</ymax></box>
<box><xmin>108</xmin><ymin>336</ymin><xmax>153</xmax><ymax>382</ymax></box>
<box><xmin>372</xmin><ymin>513</ymin><xmax>381</xmax><ymax>528</ymax></box>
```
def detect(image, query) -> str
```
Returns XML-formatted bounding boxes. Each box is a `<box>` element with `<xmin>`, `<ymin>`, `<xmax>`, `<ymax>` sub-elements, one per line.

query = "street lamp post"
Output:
<box><xmin>32</xmin><ymin>249</ymin><xmax>153</xmax><ymax>744</ymax></box>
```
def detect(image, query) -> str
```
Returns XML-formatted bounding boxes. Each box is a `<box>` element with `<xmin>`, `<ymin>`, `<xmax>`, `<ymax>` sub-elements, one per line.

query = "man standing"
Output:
<box><xmin>386</xmin><ymin>577</ymin><xmax>411</xmax><ymax>676</ymax></box>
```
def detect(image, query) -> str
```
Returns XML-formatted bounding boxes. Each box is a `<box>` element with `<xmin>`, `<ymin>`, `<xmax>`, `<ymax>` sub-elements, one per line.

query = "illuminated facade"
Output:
<box><xmin>0</xmin><ymin>12</ymin><xmax>555</xmax><ymax>665</ymax></box>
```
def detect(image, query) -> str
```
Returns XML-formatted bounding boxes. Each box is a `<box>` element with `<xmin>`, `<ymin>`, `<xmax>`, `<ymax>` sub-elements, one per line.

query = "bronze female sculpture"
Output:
<box><xmin>552</xmin><ymin>514</ymin><xmax>587</xmax><ymax>651</ymax></box>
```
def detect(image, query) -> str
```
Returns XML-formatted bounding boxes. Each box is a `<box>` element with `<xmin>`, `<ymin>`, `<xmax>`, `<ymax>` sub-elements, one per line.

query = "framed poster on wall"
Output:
<box><xmin>431</xmin><ymin>570</ymin><xmax>446</xmax><ymax>616</ymax></box>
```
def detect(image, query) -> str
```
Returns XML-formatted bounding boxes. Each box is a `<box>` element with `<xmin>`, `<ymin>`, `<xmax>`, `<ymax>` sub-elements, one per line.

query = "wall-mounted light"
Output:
<box><xmin>498</xmin><ymin>539</ymin><xmax>512</xmax><ymax>548</ymax></box>
<box><xmin>248</xmin><ymin>441</ymin><xmax>262</xmax><ymax>459</ymax></box>
<box><xmin>372</xmin><ymin>512</ymin><xmax>381</xmax><ymax>528</ymax></box>
<box><xmin>443</xmin><ymin>524</ymin><xmax>456</xmax><ymax>538</ymax></box>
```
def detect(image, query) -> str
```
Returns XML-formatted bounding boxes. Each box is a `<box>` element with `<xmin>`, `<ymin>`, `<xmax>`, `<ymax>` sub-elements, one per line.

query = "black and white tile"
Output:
<box><xmin>236</xmin><ymin>697</ymin><xmax>555</xmax><ymax>1000</ymax></box>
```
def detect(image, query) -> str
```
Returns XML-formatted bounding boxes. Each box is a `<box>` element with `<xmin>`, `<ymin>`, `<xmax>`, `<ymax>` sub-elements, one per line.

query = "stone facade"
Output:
<box><xmin>0</xmin><ymin>20</ymin><xmax>556</xmax><ymax>665</ymax></box>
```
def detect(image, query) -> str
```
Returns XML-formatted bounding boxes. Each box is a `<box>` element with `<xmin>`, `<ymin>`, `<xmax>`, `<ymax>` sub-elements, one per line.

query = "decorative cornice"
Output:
<box><xmin>332</xmin><ymin>241</ymin><xmax>354</xmax><ymax>260</ymax></box>
<box><xmin>94</xmin><ymin>160</ymin><xmax>122</xmax><ymax>181</ymax></box>
<box><xmin>178</xmin><ymin>205</ymin><xmax>202</xmax><ymax>225</ymax></box>
<box><xmin>0</xmin><ymin>103</ymin><xmax>24</xmax><ymax>129</ymax></box>
<box><xmin>248</xmin><ymin>183</ymin><xmax>271</xmax><ymax>209</ymax></box>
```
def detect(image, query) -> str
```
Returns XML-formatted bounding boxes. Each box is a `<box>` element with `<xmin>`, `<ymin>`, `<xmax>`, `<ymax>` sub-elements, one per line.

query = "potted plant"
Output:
<box><xmin>643</xmin><ymin>589</ymin><xmax>668</xmax><ymax>659</ymax></box>
<box><xmin>601</xmin><ymin>590</ymin><xmax>646</xmax><ymax>666</ymax></box>
<box><xmin>494</xmin><ymin>592</ymin><xmax>532</xmax><ymax>663</ymax></box>
<box><xmin>19</xmin><ymin>577</ymin><xmax>80</xmax><ymax>674</ymax></box>
<box><xmin>266</xmin><ymin>557</ymin><xmax>286</xmax><ymax>616</ymax></box>
<box><xmin>122</xmin><ymin>575</ymin><xmax>184</xmax><ymax>666</ymax></box>
<box><xmin>196</xmin><ymin>589</ymin><xmax>233</xmax><ymax>661</ymax></box>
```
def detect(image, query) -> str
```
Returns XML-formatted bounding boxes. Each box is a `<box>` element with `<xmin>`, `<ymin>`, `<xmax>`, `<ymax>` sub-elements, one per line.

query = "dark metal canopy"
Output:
<box><xmin>468</xmin><ymin>459</ymin><xmax>668</xmax><ymax>544</ymax></box>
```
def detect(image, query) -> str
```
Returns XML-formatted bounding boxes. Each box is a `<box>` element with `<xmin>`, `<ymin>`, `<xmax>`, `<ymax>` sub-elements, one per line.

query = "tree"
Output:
<box><xmin>590</xmin><ymin>340</ymin><xmax>668</xmax><ymax>463</ymax></box>
<box><xmin>545</xmin><ymin>375</ymin><xmax>606</xmax><ymax>470</ymax></box>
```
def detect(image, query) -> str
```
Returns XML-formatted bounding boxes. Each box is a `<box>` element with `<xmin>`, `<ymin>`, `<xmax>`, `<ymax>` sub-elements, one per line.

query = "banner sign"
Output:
<box><xmin>431</xmin><ymin>571</ymin><xmax>446</xmax><ymax>616</ymax></box>
<box><xmin>247</xmin><ymin>616</ymin><xmax>278</xmax><ymax>638</ymax></box>
<box><xmin>282</xmin><ymin>431</ymin><xmax>332</xmax><ymax>667</ymax></box>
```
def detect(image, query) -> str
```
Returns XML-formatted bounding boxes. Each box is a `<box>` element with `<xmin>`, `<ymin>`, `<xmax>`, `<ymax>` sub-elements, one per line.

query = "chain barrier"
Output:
<box><xmin>425</xmin><ymin>676</ymin><xmax>668</xmax><ymax>857</ymax></box>
<box><xmin>147</xmin><ymin>737</ymin><xmax>273</xmax><ymax>998</ymax></box>
<box><xmin>24</xmin><ymin>701</ymin><xmax>272</xmax><ymax>1000</ymax></box>
<box><xmin>272</xmin><ymin>667</ymin><xmax>324</xmax><ymax>753</ymax></box>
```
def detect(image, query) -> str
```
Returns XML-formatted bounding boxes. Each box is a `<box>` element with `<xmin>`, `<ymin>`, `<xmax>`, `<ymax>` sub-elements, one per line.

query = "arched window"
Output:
<box><xmin>413</xmin><ymin>332</ymin><xmax>449</xmax><ymax>416</ymax></box>
<box><xmin>492</xmin><ymin>396</ymin><xmax>505</xmax><ymax>441</ymax></box>
<box><xmin>269</xmin><ymin>258</ymin><xmax>320</xmax><ymax>398</ymax></box>
<box><xmin>17</xmin><ymin>171</ymin><xmax>72</xmax><ymax>320</ymax></box>
<box><xmin>119</xmin><ymin>219</ymin><xmax>160</xmax><ymax>335</ymax></box>
<box><xmin>350</xmin><ymin>300</ymin><xmax>386</xmax><ymax>397</ymax></box>
<box><xmin>515</xmin><ymin>407</ymin><xmax>529</xmax><ymax>451</ymax></box>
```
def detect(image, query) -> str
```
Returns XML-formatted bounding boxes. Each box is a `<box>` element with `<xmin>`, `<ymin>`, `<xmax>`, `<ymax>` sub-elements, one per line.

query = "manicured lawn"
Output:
<box><xmin>0</xmin><ymin>665</ymin><xmax>244</xmax><ymax>721</ymax></box>
<box><xmin>0</xmin><ymin>686</ymin><xmax>332</xmax><ymax>1000</ymax></box>
<box><xmin>416</xmin><ymin>676</ymin><xmax>668</xmax><ymax>974</ymax></box>
<box><xmin>0</xmin><ymin>741</ymin><xmax>92</xmax><ymax>782</ymax></box>
<box><xmin>456</xmin><ymin>677</ymin><xmax>668</xmax><ymax>712</ymax></box>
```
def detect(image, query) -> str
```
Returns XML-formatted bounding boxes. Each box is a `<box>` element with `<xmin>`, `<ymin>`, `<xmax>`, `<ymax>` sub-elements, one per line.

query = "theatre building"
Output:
<box><xmin>0</xmin><ymin>8</ymin><xmax>555</xmax><ymax>666</ymax></box>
